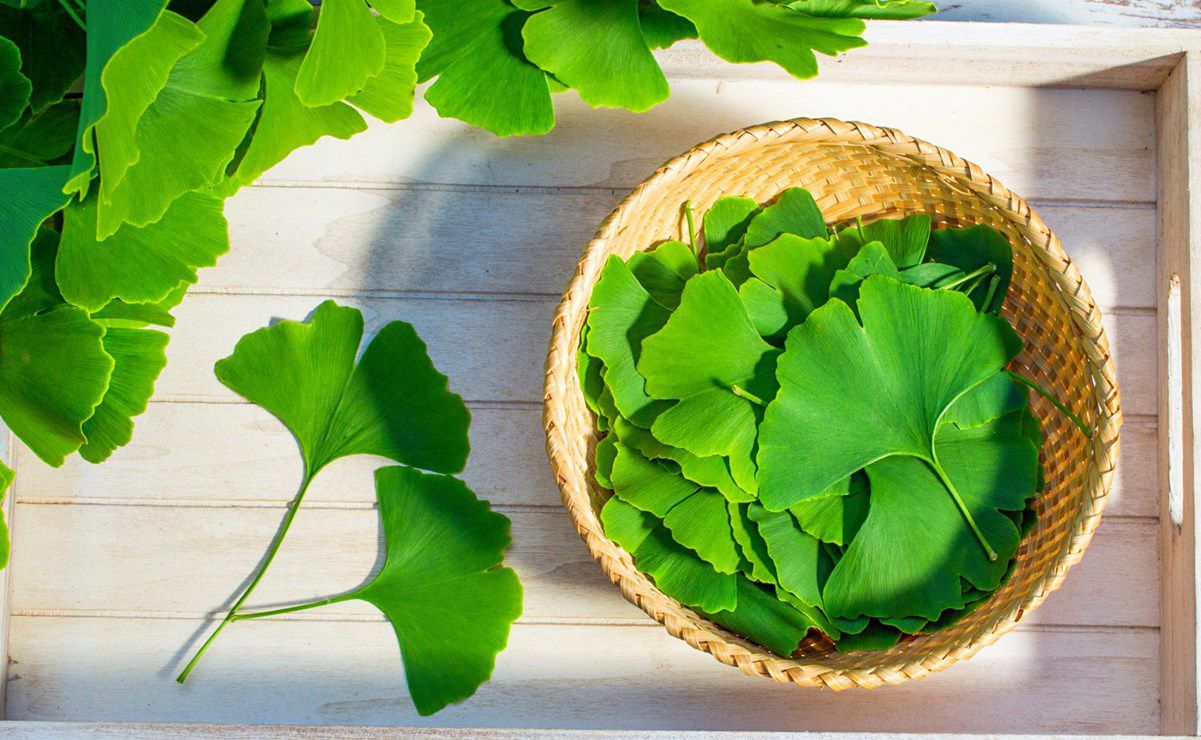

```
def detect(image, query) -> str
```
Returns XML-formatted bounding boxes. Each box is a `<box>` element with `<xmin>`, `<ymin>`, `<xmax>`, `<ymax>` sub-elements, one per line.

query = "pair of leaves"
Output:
<box><xmin>185</xmin><ymin>301</ymin><xmax>520</xmax><ymax>716</ymax></box>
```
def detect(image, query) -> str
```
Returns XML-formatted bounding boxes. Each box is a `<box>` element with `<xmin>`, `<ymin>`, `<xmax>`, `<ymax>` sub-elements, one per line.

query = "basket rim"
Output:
<box><xmin>542</xmin><ymin>116</ymin><xmax>1123</xmax><ymax>690</ymax></box>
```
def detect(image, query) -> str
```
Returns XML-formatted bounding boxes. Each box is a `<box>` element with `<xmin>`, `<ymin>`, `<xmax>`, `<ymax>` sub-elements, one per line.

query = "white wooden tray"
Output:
<box><xmin>3</xmin><ymin>19</ymin><xmax>1200</xmax><ymax>737</ymax></box>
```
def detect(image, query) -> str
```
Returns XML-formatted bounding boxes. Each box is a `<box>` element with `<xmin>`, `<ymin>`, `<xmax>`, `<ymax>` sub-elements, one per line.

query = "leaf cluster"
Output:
<box><xmin>178</xmin><ymin>300</ymin><xmax>522</xmax><ymax>716</ymax></box>
<box><xmin>582</xmin><ymin>189</ymin><xmax>1046</xmax><ymax>654</ymax></box>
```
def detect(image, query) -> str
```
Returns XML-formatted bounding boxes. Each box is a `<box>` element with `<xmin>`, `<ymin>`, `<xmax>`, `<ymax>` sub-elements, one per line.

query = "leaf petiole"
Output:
<box><xmin>55</xmin><ymin>0</ymin><xmax>86</xmax><ymax>30</ymax></box>
<box><xmin>230</xmin><ymin>594</ymin><xmax>351</xmax><ymax>622</ymax></box>
<box><xmin>730</xmin><ymin>384</ymin><xmax>766</xmax><ymax>407</ymax></box>
<box><xmin>928</xmin><ymin>457</ymin><xmax>998</xmax><ymax>561</ymax></box>
<box><xmin>981</xmin><ymin>274</ymin><xmax>1000</xmax><ymax>311</ymax></box>
<box><xmin>175</xmin><ymin>468</ymin><xmax>319</xmax><ymax>683</ymax></box>
<box><xmin>938</xmin><ymin>262</ymin><xmax>995</xmax><ymax>292</ymax></box>
<box><xmin>1005</xmin><ymin>369</ymin><xmax>1092</xmax><ymax>437</ymax></box>
<box><xmin>683</xmin><ymin>200</ymin><xmax>698</xmax><ymax>260</ymax></box>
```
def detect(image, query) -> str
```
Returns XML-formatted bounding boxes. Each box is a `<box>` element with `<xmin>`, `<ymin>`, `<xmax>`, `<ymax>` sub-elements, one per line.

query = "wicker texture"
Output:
<box><xmin>543</xmin><ymin>118</ymin><xmax>1122</xmax><ymax>689</ymax></box>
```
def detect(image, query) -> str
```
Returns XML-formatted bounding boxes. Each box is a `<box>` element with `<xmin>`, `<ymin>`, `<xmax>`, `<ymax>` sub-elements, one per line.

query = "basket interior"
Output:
<box><xmin>551</xmin><ymin>135</ymin><xmax>1114</xmax><ymax>682</ymax></box>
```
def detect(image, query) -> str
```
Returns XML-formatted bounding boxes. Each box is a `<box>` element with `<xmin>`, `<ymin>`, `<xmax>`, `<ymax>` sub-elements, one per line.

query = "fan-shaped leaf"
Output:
<box><xmin>0</xmin><ymin>2</ymin><xmax>85</xmax><ymax>112</ymax></box>
<box><xmin>295</xmin><ymin>0</ymin><xmax>385</xmax><ymax>107</ymax></box>
<box><xmin>0</xmin><ymin>163</ymin><xmax>70</xmax><ymax>309</ymax></box>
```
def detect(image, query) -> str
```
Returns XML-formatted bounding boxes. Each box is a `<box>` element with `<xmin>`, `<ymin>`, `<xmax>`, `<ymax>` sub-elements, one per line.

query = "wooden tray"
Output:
<box><xmin>2</xmin><ymin>20</ymin><xmax>1199</xmax><ymax>737</ymax></box>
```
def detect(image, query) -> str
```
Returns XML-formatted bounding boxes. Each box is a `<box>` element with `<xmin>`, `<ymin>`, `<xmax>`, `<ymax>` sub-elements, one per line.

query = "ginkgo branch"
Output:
<box><xmin>175</xmin><ymin>469</ymin><xmax>319</xmax><ymax>682</ymax></box>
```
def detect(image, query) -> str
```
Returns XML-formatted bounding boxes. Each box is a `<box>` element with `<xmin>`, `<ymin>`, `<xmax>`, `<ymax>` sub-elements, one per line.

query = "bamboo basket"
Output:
<box><xmin>542</xmin><ymin>117</ymin><xmax>1123</xmax><ymax>689</ymax></box>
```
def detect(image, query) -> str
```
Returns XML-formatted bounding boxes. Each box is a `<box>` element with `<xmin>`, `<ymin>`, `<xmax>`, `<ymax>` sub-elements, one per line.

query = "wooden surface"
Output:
<box><xmin>935</xmin><ymin>0</ymin><xmax>1201</xmax><ymax>27</ymax></box>
<box><xmin>0</xmin><ymin>20</ymin><xmax>1188</xmax><ymax>736</ymax></box>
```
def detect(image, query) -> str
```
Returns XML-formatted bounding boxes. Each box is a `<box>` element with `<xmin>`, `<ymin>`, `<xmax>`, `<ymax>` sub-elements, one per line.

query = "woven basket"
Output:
<box><xmin>543</xmin><ymin>117</ymin><xmax>1123</xmax><ymax>689</ymax></box>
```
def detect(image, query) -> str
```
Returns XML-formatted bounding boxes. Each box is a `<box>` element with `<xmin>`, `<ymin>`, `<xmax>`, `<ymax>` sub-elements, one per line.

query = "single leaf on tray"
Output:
<box><xmin>523</xmin><ymin>0</ymin><xmax>669</xmax><ymax>112</ymax></box>
<box><xmin>927</xmin><ymin>225</ymin><xmax>1014</xmax><ymax>314</ymax></box>
<box><xmin>585</xmin><ymin>255</ymin><xmax>672</xmax><ymax>426</ymax></box>
<box><xmin>0</xmin><ymin>163</ymin><xmax>70</xmax><ymax>309</ymax></box>
<box><xmin>344</xmin><ymin>466</ymin><xmax>522</xmax><ymax>716</ymax></box>
<box><xmin>57</xmin><ymin>190</ymin><xmax>230</xmax><ymax>311</ymax></box>
<box><xmin>757</xmin><ymin>275</ymin><xmax>1023</xmax><ymax>517</ymax></box>
<box><xmin>822</xmin><ymin>411</ymin><xmax>1038</xmax><ymax>622</ymax></box>
<box><xmin>214</xmin><ymin>299</ymin><xmax>470</xmax><ymax>476</ymax></box>
<box><xmin>746</xmin><ymin>233</ymin><xmax>855</xmax><ymax>329</ymax></box>
<box><xmin>739</xmin><ymin>277</ymin><xmax>790</xmax><ymax>342</ymax></box>
<box><xmin>417</xmin><ymin>0</ymin><xmax>554</xmax><ymax>137</ymax></box>
<box><xmin>0</xmin><ymin>1</ymin><xmax>86</xmax><ymax>112</ymax></box>
<box><xmin>0</xmin><ymin>228</ymin><xmax>113</xmax><ymax>466</ymax></box>
<box><xmin>640</xmin><ymin>270</ymin><xmax>779</xmax><ymax>492</ymax></box>
<box><xmin>295</xmin><ymin>0</ymin><xmax>386</xmax><ymax>107</ymax></box>
<box><xmin>657</xmin><ymin>0</ymin><xmax>868</xmax><ymax>79</ymax></box>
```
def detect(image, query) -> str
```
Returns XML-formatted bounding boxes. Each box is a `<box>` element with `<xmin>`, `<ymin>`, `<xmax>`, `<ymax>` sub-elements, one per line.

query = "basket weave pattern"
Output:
<box><xmin>543</xmin><ymin>118</ymin><xmax>1123</xmax><ymax>689</ymax></box>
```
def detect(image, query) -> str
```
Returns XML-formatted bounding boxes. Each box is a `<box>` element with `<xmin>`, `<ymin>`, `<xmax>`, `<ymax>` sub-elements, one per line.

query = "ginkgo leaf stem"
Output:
<box><xmin>1005</xmin><ymin>369</ymin><xmax>1092</xmax><ymax>437</ymax></box>
<box><xmin>175</xmin><ymin>469</ymin><xmax>318</xmax><ymax>683</ymax></box>
<box><xmin>730</xmin><ymin>384</ymin><xmax>766</xmax><ymax>407</ymax></box>
<box><xmin>683</xmin><ymin>201</ymin><xmax>697</xmax><ymax>258</ymax></box>
<box><xmin>982</xmin><ymin>274</ymin><xmax>1000</xmax><ymax>311</ymax></box>
<box><xmin>230</xmin><ymin>594</ymin><xmax>351</xmax><ymax>622</ymax></box>
<box><xmin>939</xmin><ymin>262</ymin><xmax>995</xmax><ymax>292</ymax></box>
<box><xmin>55</xmin><ymin>0</ymin><xmax>86</xmax><ymax>30</ymax></box>
<box><xmin>927</xmin><ymin>457</ymin><xmax>998</xmax><ymax>561</ymax></box>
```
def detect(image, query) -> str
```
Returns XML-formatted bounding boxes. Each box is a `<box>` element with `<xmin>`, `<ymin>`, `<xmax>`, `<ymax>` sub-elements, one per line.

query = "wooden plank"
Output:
<box><xmin>4</xmin><ymin>617</ymin><xmax>1159</xmax><ymax>733</ymax></box>
<box><xmin>220</xmin><ymin>190</ymin><xmax>1155</xmax><ymax>310</ymax></box>
<box><xmin>6</xmin><ymin>503</ymin><xmax>1158</xmax><ymax>629</ymax></box>
<box><xmin>256</xmin><ymin>80</ymin><xmax>1156</xmax><ymax>203</ymax></box>
<box><xmin>1157</xmin><ymin>51</ymin><xmax>1201</xmax><ymax>736</ymax></box>
<box><xmin>10</xmin><ymin>406</ymin><xmax>1161</xmax><ymax>519</ymax></box>
<box><xmin>932</xmin><ymin>1</ymin><xmax>1201</xmax><ymax>28</ymax></box>
<box><xmin>155</xmin><ymin>295</ymin><xmax>1159</xmax><ymax>415</ymax></box>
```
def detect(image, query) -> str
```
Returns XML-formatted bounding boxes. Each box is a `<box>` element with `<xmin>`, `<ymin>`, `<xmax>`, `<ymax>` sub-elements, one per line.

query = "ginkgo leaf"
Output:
<box><xmin>0</xmin><ymin>163</ymin><xmax>69</xmax><ymax>309</ymax></box>
<box><xmin>835</xmin><ymin>213</ymin><xmax>931</xmax><ymax>269</ymax></box>
<box><xmin>0</xmin><ymin>228</ymin><xmax>113</xmax><ymax>466</ymax></box>
<box><xmin>602</xmin><ymin>496</ymin><xmax>736</xmax><ymax>612</ymax></box>
<box><xmin>523</xmin><ymin>0</ymin><xmax>669</xmax><ymax>112</ymax></box>
<box><xmin>295</xmin><ymin>0</ymin><xmax>386</xmax><ymax>107</ymax></box>
<box><xmin>827</xmin><ymin>240</ymin><xmax>898</xmax><ymax>308</ymax></box>
<box><xmin>347</xmin><ymin>13</ymin><xmax>432</xmax><ymax>123</ymax></box>
<box><xmin>640</xmin><ymin>270</ymin><xmax>779</xmax><ymax>491</ymax></box>
<box><xmin>585</xmin><ymin>256</ymin><xmax>671</xmax><ymax>426</ymax></box>
<box><xmin>343</xmin><ymin>466</ymin><xmax>520</xmax><ymax>716</ymax></box>
<box><xmin>223</xmin><ymin>0</ymin><xmax>368</xmax><ymax>192</ymax></box>
<box><xmin>65</xmin><ymin>0</ymin><xmax>176</xmax><ymax>198</ymax></box>
<box><xmin>757</xmin><ymin>275</ymin><xmax>1022</xmax><ymax>513</ymax></box>
<box><xmin>594</xmin><ymin>432</ymin><xmax>617</xmax><ymax>488</ymax></box>
<box><xmin>927</xmin><ymin>225</ymin><xmax>1014</xmax><ymax>314</ymax></box>
<box><xmin>638</xmin><ymin>1</ymin><xmax>697</xmax><ymax>49</ymax></box>
<box><xmin>0</xmin><ymin>35</ymin><xmax>30</xmax><ymax>131</ymax></box>
<box><xmin>703</xmin><ymin>195</ymin><xmax>759</xmax><ymax>269</ymax></box>
<box><xmin>789</xmin><ymin>474</ymin><xmax>868</xmax><ymax>546</ymax></box>
<box><xmin>95</xmin><ymin>0</ymin><xmax>268</xmax><ymax>237</ymax></box>
<box><xmin>610</xmin><ymin>441</ymin><xmax>697</xmax><ymax>517</ymax></box>
<box><xmin>657</xmin><ymin>0</ymin><xmax>867</xmax><ymax>80</ymax></box>
<box><xmin>704</xmin><ymin>577</ymin><xmax>821</xmax><ymax>657</ymax></box>
<box><xmin>0</xmin><ymin>460</ymin><xmax>10</xmax><ymax>569</ymax></box>
<box><xmin>833</xmin><ymin>621</ymin><xmax>902</xmax><ymax>652</ymax></box>
<box><xmin>822</xmin><ymin>412</ymin><xmax>1037</xmax><ymax>621</ymax></box>
<box><xmin>739</xmin><ymin>277</ymin><xmax>790</xmax><ymax>342</ymax></box>
<box><xmin>79</xmin><ymin>323</ymin><xmax>169</xmax><ymax>464</ymax></box>
<box><xmin>0</xmin><ymin>1</ymin><xmax>85</xmax><ymax>112</ymax></box>
<box><xmin>417</xmin><ymin>0</ymin><xmax>554</xmax><ymax>137</ymax></box>
<box><xmin>899</xmin><ymin>261</ymin><xmax>966</xmax><ymax>290</ymax></box>
<box><xmin>747</xmin><ymin>504</ymin><xmax>828</xmax><ymax>607</ymax></box>
<box><xmin>723</xmin><ymin>188</ymin><xmax>828</xmax><ymax>285</ymax></box>
<box><xmin>214</xmin><ymin>300</ymin><xmax>470</xmax><ymax>476</ymax></box>
<box><xmin>0</xmin><ymin>99</ymin><xmax>80</xmax><ymax>168</ymax></box>
<box><xmin>612</xmin><ymin>416</ymin><xmax>750</xmax><ymax>503</ymax></box>
<box><xmin>746</xmin><ymin>233</ymin><xmax>855</xmax><ymax>329</ymax></box>
<box><xmin>662</xmin><ymin>487</ymin><xmax>742</xmax><ymax>574</ymax></box>
<box><xmin>790</xmin><ymin>0</ymin><xmax>937</xmax><ymax>20</ymax></box>
<box><xmin>943</xmin><ymin>371</ymin><xmax>1026</xmax><ymax>430</ymax></box>
<box><xmin>369</xmin><ymin>0</ymin><xmax>418</xmax><ymax>24</ymax></box>
<box><xmin>57</xmin><ymin>190</ymin><xmax>230</xmax><ymax>311</ymax></box>
<box><xmin>627</xmin><ymin>241</ymin><xmax>698</xmax><ymax>310</ymax></box>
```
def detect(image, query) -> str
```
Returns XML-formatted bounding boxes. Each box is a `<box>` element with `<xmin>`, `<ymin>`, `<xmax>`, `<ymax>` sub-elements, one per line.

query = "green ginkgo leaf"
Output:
<box><xmin>746</xmin><ymin>233</ymin><xmax>855</xmax><ymax>330</ymax></box>
<box><xmin>640</xmin><ymin>270</ymin><xmax>779</xmax><ymax>491</ymax></box>
<box><xmin>739</xmin><ymin>277</ymin><xmax>790</xmax><ymax>342</ymax></box>
<box><xmin>79</xmin><ymin>323</ymin><xmax>169</xmax><ymax>464</ymax></box>
<box><xmin>95</xmin><ymin>0</ymin><xmax>268</xmax><ymax>237</ymax></box>
<box><xmin>586</xmin><ymin>256</ymin><xmax>672</xmax><ymax>427</ymax></box>
<box><xmin>757</xmin><ymin>275</ymin><xmax>1023</xmax><ymax>518</ymax></box>
<box><xmin>0</xmin><ymin>460</ymin><xmax>10</xmax><ymax>569</ymax></box>
<box><xmin>223</xmin><ymin>0</ymin><xmax>368</xmax><ymax>193</ymax></box>
<box><xmin>347</xmin><ymin>13</ymin><xmax>432</xmax><ymax>123</ymax></box>
<box><xmin>627</xmin><ymin>241</ymin><xmax>698</xmax><ymax>311</ymax></box>
<box><xmin>730</xmin><ymin>501</ymin><xmax>775</xmax><ymax>584</ymax></box>
<box><xmin>833</xmin><ymin>621</ymin><xmax>902</xmax><ymax>652</ymax></box>
<box><xmin>368</xmin><ymin>0</ymin><xmax>418</xmax><ymax>24</ymax></box>
<box><xmin>790</xmin><ymin>0</ymin><xmax>937</xmax><ymax>20</ymax></box>
<box><xmin>57</xmin><ymin>190</ymin><xmax>230</xmax><ymax>311</ymax></box>
<box><xmin>703</xmin><ymin>576</ymin><xmax>821</xmax><ymax>657</ymax></box>
<box><xmin>344</xmin><ymin>466</ymin><xmax>521</xmax><ymax>716</ymax></box>
<box><xmin>0</xmin><ymin>1</ymin><xmax>85</xmax><ymax>112</ymax></box>
<box><xmin>214</xmin><ymin>299</ymin><xmax>470</xmax><ymax>476</ymax></box>
<box><xmin>789</xmin><ymin>473</ymin><xmax>868</xmax><ymax>546</ymax></box>
<box><xmin>610</xmin><ymin>441</ymin><xmax>697</xmax><ymax>517</ymax></box>
<box><xmin>417</xmin><ymin>0</ymin><xmax>554</xmax><ymax>137</ymax></box>
<box><xmin>703</xmin><ymin>195</ymin><xmax>759</xmax><ymax>270</ymax></box>
<box><xmin>295</xmin><ymin>0</ymin><xmax>385</xmax><ymax>107</ymax></box>
<box><xmin>822</xmin><ymin>412</ymin><xmax>1037</xmax><ymax>622</ymax></box>
<box><xmin>662</xmin><ymin>487</ymin><xmax>742</xmax><ymax>574</ymax></box>
<box><xmin>612</xmin><ymin>416</ymin><xmax>749</xmax><ymax>503</ymax></box>
<box><xmin>523</xmin><ymin>0</ymin><xmax>669</xmax><ymax>112</ymax></box>
<box><xmin>927</xmin><ymin>225</ymin><xmax>1014</xmax><ymax>314</ymax></box>
<box><xmin>722</xmin><ymin>188</ymin><xmax>827</xmax><ymax>285</ymax></box>
<box><xmin>899</xmin><ymin>261</ymin><xmax>966</xmax><ymax>290</ymax></box>
<box><xmin>835</xmin><ymin>213</ymin><xmax>931</xmax><ymax>269</ymax></box>
<box><xmin>0</xmin><ymin>163</ymin><xmax>70</xmax><ymax>309</ymax></box>
<box><xmin>0</xmin><ymin>35</ymin><xmax>30</xmax><ymax>131</ymax></box>
<box><xmin>0</xmin><ymin>100</ymin><xmax>80</xmax><ymax>168</ymax></box>
<box><xmin>638</xmin><ymin>1</ymin><xmax>697</xmax><ymax>49</ymax></box>
<box><xmin>827</xmin><ymin>240</ymin><xmax>899</xmax><ymax>308</ymax></box>
<box><xmin>602</xmin><ymin>496</ymin><xmax>737</xmax><ymax>613</ymax></box>
<box><xmin>0</xmin><ymin>228</ymin><xmax>113</xmax><ymax>466</ymax></box>
<box><xmin>65</xmin><ymin>0</ymin><xmax>174</xmax><ymax>198</ymax></box>
<box><xmin>747</xmin><ymin>503</ymin><xmax>828</xmax><ymax>607</ymax></box>
<box><xmin>657</xmin><ymin>0</ymin><xmax>867</xmax><ymax>80</ymax></box>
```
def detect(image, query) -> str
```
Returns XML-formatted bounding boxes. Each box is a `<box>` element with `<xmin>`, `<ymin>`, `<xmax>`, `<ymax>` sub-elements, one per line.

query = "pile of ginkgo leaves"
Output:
<box><xmin>580</xmin><ymin>188</ymin><xmax>1050</xmax><ymax>654</ymax></box>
